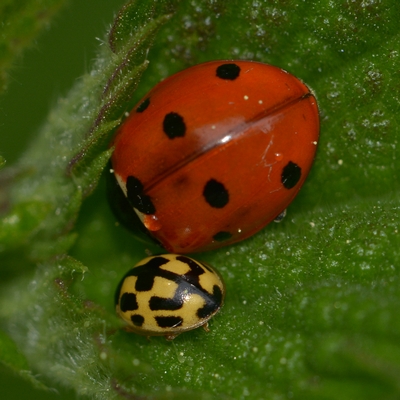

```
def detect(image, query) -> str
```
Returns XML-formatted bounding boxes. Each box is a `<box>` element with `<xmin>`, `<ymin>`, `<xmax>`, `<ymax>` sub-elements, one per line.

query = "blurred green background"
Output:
<box><xmin>1</xmin><ymin>0</ymin><xmax>124</xmax><ymax>165</ymax></box>
<box><xmin>0</xmin><ymin>2</ymin><xmax>124</xmax><ymax>398</ymax></box>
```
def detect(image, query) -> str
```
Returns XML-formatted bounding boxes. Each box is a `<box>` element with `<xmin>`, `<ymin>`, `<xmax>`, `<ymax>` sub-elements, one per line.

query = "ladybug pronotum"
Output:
<box><xmin>115</xmin><ymin>254</ymin><xmax>225</xmax><ymax>340</ymax></box>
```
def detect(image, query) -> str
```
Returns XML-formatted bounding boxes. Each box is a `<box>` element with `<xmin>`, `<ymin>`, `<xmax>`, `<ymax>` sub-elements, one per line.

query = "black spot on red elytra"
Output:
<box><xmin>216</xmin><ymin>63</ymin><xmax>241</xmax><ymax>80</ymax></box>
<box><xmin>281</xmin><ymin>161</ymin><xmax>302</xmax><ymax>189</ymax></box>
<box><xmin>126</xmin><ymin>175</ymin><xmax>156</xmax><ymax>215</ymax></box>
<box><xmin>136</xmin><ymin>97</ymin><xmax>150</xmax><ymax>112</ymax></box>
<box><xmin>163</xmin><ymin>112</ymin><xmax>186</xmax><ymax>139</ymax></box>
<box><xmin>131</xmin><ymin>314</ymin><xmax>144</xmax><ymax>327</ymax></box>
<box><xmin>156</xmin><ymin>316</ymin><xmax>183</xmax><ymax>328</ymax></box>
<box><xmin>203</xmin><ymin>179</ymin><xmax>229</xmax><ymax>208</ymax></box>
<box><xmin>120</xmin><ymin>292</ymin><xmax>138</xmax><ymax>312</ymax></box>
<box><xmin>213</xmin><ymin>231</ymin><xmax>232</xmax><ymax>242</ymax></box>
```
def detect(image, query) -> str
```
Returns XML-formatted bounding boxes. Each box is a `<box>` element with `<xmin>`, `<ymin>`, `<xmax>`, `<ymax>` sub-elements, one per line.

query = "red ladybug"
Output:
<box><xmin>109</xmin><ymin>60</ymin><xmax>319</xmax><ymax>253</ymax></box>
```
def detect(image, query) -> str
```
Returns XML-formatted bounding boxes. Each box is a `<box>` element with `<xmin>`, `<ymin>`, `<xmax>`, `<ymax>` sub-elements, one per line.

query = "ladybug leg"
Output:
<box><xmin>273</xmin><ymin>209</ymin><xmax>287</xmax><ymax>223</ymax></box>
<box><xmin>202</xmin><ymin>322</ymin><xmax>210</xmax><ymax>333</ymax></box>
<box><xmin>165</xmin><ymin>333</ymin><xmax>180</xmax><ymax>341</ymax></box>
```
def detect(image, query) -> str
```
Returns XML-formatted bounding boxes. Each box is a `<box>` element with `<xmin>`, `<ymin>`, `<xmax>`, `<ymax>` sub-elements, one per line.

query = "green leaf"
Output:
<box><xmin>0</xmin><ymin>330</ymin><xmax>50</xmax><ymax>391</ymax></box>
<box><xmin>0</xmin><ymin>0</ymin><xmax>67</xmax><ymax>94</ymax></box>
<box><xmin>0</xmin><ymin>0</ymin><xmax>173</xmax><ymax>262</ymax></box>
<box><xmin>1</xmin><ymin>0</ymin><xmax>400</xmax><ymax>399</ymax></box>
<box><xmin>0</xmin><ymin>200</ymin><xmax>51</xmax><ymax>248</ymax></box>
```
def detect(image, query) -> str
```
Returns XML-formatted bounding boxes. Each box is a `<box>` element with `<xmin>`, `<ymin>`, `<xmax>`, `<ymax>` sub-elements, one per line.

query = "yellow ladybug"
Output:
<box><xmin>115</xmin><ymin>254</ymin><xmax>225</xmax><ymax>340</ymax></box>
